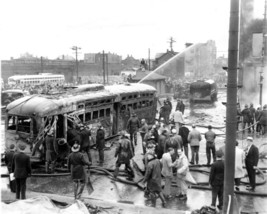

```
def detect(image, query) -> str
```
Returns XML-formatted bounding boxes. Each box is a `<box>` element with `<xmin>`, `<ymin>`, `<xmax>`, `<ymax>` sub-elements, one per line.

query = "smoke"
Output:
<box><xmin>239</xmin><ymin>65</ymin><xmax>267</xmax><ymax>108</ymax></box>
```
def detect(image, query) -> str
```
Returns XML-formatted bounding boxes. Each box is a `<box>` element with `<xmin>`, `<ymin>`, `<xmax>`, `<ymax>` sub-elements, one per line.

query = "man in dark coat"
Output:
<box><xmin>179</xmin><ymin>124</ymin><xmax>190</xmax><ymax>158</ymax></box>
<box><xmin>156</xmin><ymin>129</ymin><xmax>168</xmax><ymax>159</ymax></box>
<box><xmin>139</xmin><ymin>118</ymin><xmax>149</xmax><ymax>155</ymax></box>
<box><xmin>68</xmin><ymin>143</ymin><xmax>91</xmax><ymax>200</ymax></box>
<box><xmin>241</xmin><ymin>104</ymin><xmax>252</xmax><ymax>133</ymax></box>
<box><xmin>114</xmin><ymin>131</ymin><xmax>134</xmax><ymax>181</ymax></box>
<box><xmin>249</xmin><ymin>103</ymin><xmax>256</xmax><ymax>132</ymax></box>
<box><xmin>126</xmin><ymin>112</ymin><xmax>140</xmax><ymax>149</ymax></box>
<box><xmin>45</xmin><ymin>129</ymin><xmax>58</xmax><ymax>173</ymax></box>
<box><xmin>209</xmin><ymin>150</ymin><xmax>224</xmax><ymax>211</ymax></box>
<box><xmin>5</xmin><ymin>144</ymin><xmax>16</xmax><ymax>193</ymax></box>
<box><xmin>245</xmin><ymin>137</ymin><xmax>259</xmax><ymax>191</ymax></box>
<box><xmin>143</xmin><ymin>152</ymin><xmax>166</xmax><ymax>207</ymax></box>
<box><xmin>96</xmin><ymin>123</ymin><xmax>105</xmax><ymax>165</ymax></box>
<box><xmin>204</xmin><ymin>125</ymin><xmax>217</xmax><ymax>166</ymax></box>
<box><xmin>79</xmin><ymin>125</ymin><xmax>92</xmax><ymax>162</ymax></box>
<box><xmin>67</xmin><ymin>124</ymin><xmax>81</xmax><ymax>147</ymax></box>
<box><xmin>160</xmin><ymin>101</ymin><xmax>172</xmax><ymax>125</ymax></box>
<box><xmin>11</xmin><ymin>143</ymin><xmax>31</xmax><ymax>200</ymax></box>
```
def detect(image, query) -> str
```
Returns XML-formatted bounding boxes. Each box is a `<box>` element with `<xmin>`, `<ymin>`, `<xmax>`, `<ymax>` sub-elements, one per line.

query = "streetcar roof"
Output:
<box><xmin>6</xmin><ymin>90</ymin><xmax>115</xmax><ymax>117</ymax></box>
<box><xmin>6</xmin><ymin>83</ymin><xmax>156</xmax><ymax>117</ymax></box>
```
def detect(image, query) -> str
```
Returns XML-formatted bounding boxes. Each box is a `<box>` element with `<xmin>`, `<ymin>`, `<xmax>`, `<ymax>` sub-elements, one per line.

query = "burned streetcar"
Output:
<box><xmin>4</xmin><ymin>83</ymin><xmax>157</xmax><ymax>163</ymax></box>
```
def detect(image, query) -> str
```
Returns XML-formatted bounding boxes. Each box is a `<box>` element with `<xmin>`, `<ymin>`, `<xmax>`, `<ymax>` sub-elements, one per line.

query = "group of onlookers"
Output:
<box><xmin>239</xmin><ymin>103</ymin><xmax>267</xmax><ymax>135</ymax></box>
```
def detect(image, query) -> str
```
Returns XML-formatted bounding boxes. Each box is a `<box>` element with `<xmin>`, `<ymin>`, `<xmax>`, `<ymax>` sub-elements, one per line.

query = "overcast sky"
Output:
<box><xmin>0</xmin><ymin>0</ymin><xmax>265</xmax><ymax>60</ymax></box>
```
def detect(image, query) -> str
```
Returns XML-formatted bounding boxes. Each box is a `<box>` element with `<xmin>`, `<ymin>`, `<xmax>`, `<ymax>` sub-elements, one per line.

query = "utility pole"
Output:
<box><xmin>40</xmin><ymin>56</ymin><xmax>43</xmax><ymax>73</ymax></box>
<box><xmin>148</xmin><ymin>48</ymin><xmax>150</xmax><ymax>71</ymax></box>
<box><xmin>260</xmin><ymin>0</ymin><xmax>267</xmax><ymax>106</ymax></box>
<box><xmin>71</xmin><ymin>46</ymin><xmax>81</xmax><ymax>83</ymax></box>
<box><xmin>223</xmin><ymin>0</ymin><xmax>239</xmax><ymax>213</ymax></box>
<box><xmin>106</xmin><ymin>53</ymin><xmax>109</xmax><ymax>85</ymax></box>
<box><xmin>167</xmin><ymin>37</ymin><xmax>176</xmax><ymax>52</ymax></box>
<box><xmin>102</xmin><ymin>50</ymin><xmax>106</xmax><ymax>85</ymax></box>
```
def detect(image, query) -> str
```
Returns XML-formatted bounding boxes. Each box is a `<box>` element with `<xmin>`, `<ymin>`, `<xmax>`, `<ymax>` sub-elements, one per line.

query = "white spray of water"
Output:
<box><xmin>138</xmin><ymin>43</ymin><xmax>199</xmax><ymax>83</ymax></box>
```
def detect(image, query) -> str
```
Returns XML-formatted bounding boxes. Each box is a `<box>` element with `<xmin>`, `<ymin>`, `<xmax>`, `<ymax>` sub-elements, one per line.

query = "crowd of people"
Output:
<box><xmin>3</xmin><ymin>97</ymin><xmax>265</xmax><ymax>212</ymax></box>
<box><xmin>239</xmin><ymin>103</ymin><xmax>267</xmax><ymax>135</ymax></box>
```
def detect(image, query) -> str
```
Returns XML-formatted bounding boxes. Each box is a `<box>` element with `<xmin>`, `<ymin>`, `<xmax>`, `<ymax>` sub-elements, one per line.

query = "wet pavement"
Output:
<box><xmin>1</xmin><ymin>89</ymin><xmax>267</xmax><ymax>213</ymax></box>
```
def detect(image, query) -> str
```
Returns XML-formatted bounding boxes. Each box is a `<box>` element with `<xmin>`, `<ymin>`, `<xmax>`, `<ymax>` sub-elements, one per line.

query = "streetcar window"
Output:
<box><xmin>120</xmin><ymin>105</ymin><xmax>126</xmax><ymax>113</ymax></box>
<box><xmin>99</xmin><ymin>109</ymin><xmax>105</xmax><ymax>117</ymax></box>
<box><xmin>7</xmin><ymin>116</ymin><xmax>16</xmax><ymax>130</ymax></box>
<box><xmin>85</xmin><ymin>112</ymin><xmax>91</xmax><ymax>121</ymax></box>
<box><xmin>106</xmin><ymin>108</ymin><xmax>110</xmax><ymax>117</ymax></box>
<box><xmin>127</xmin><ymin>104</ymin><xmax>132</xmax><ymax>111</ymax></box>
<box><xmin>141</xmin><ymin>101</ymin><xmax>146</xmax><ymax>107</ymax></box>
<box><xmin>17</xmin><ymin>116</ymin><xmax>31</xmax><ymax>133</ymax></box>
<box><xmin>78</xmin><ymin>114</ymin><xmax>84</xmax><ymax>122</ymax></box>
<box><xmin>133</xmin><ymin>94</ymin><xmax>137</xmax><ymax>98</ymax></box>
<box><xmin>129</xmin><ymin>95</ymin><xmax>133</xmax><ymax>99</ymax></box>
<box><xmin>122</xmin><ymin>96</ymin><xmax>126</xmax><ymax>100</ymax></box>
<box><xmin>93</xmin><ymin>101</ymin><xmax>98</xmax><ymax>105</ymax></box>
<box><xmin>133</xmin><ymin>103</ymin><xmax>137</xmax><ymax>109</ymax></box>
<box><xmin>78</xmin><ymin>104</ymin><xmax>84</xmax><ymax>109</ymax></box>
<box><xmin>149</xmin><ymin>101</ymin><xmax>153</xmax><ymax>106</ymax></box>
<box><xmin>106</xmin><ymin>99</ymin><xmax>111</xmax><ymax>103</ymax></box>
<box><xmin>93</xmin><ymin>111</ymin><xmax>98</xmax><ymax>119</ymax></box>
<box><xmin>85</xmin><ymin>102</ymin><xmax>92</xmax><ymax>108</ymax></box>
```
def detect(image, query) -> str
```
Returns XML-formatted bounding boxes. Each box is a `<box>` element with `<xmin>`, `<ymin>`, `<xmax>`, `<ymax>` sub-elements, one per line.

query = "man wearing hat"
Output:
<box><xmin>204</xmin><ymin>125</ymin><xmax>217</xmax><ymax>166</ymax></box>
<box><xmin>245</xmin><ymin>137</ymin><xmax>259</xmax><ymax>191</ymax></box>
<box><xmin>126</xmin><ymin>112</ymin><xmax>140</xmax><ymax>150</ymax></box>
<box><xmin>11</xmin><ymin>143</ymin><xmax>31</xmax><ymax>200</ymax></box>
<box><xmin>170</xmin><ymin>108</ymin><xmax>184</xmax><ymax>133</ymax></box>
<box><xmin>165</xmin><ymin>129</ymin><xmax>182</xmax><ymax>161</ymax></box>
<box><xmin>114</xmin><ymin>130</ymin><xmax>135</xmax><ymax>181</ymax></box>
<box><xmin>68</xmin><ymin>142</ymin><xmax>91</xmax><ymax>200</ymax></box>
<box><xmin>45</xmin><ymin>129</ymin><xmax>58</xmax><ymax>173</ymax></box>
<box><xmin>143</xmin><ymin>146</ymin><xmax>167</xmax><ymax>207</ymax></box>
<box><xmin>188</xmin><ymin>124</ymin><xmax>202</xmax><ymax>165</ymax></box>
<box><xmin>5</xmin><ymin>144</ymin><xmax>16</xmax><ymax>192</ymax></box>
<box><xmin>96</xmin><ymin>123</ymin><xmax>105</xmax><ymax>165</ymax></box>
<box><xmin>139</xmin><ymin>118</ymin><xmax>149</xmax><ymax>155</ymax></box>
<box><xmin>241</xmin><ymin>104</ymin><xmax>252</xmax><ymax>133</ymax></box>
<box><xmin>79</xmin><ymin>124</ymin><xmax>92</xmax><ymax>162</ymax></box>
<box><xmin>209</xmin><ymin>150</ymin><xmax>224</xmax><ymax>211</ymax></box>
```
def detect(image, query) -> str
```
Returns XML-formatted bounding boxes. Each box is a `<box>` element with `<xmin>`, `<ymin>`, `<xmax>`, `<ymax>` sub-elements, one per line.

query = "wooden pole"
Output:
<box><xmin>223</xmin><ymin>0</ymin><xmax>239</xmax><ymax>213</ymax></box>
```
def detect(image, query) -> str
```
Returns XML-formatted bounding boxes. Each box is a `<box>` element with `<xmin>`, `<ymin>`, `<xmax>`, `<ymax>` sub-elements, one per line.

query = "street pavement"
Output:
<box><xmin>1</xmin><ymin>129</ymin><xmax>267</xmax><ymax>213</ymax></box>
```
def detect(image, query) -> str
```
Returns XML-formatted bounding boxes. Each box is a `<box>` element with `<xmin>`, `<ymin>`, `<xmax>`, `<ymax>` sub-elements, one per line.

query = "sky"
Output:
<box><xmin>0</xmin><ymin>0</ymin><xmax>265</xmax><ymax>60</ymax></box>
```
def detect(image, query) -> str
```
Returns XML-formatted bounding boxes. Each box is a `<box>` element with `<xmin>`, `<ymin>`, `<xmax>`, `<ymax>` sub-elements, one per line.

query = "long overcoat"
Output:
<box><xmin>144</xmin><ymin>155</ymin><xmax>162</xmax><ymax>192</ymax></box>
<box><xmin>68</xmin><ymin>152</ymin><xmax>91</xmax><ymax>180</ymax></box>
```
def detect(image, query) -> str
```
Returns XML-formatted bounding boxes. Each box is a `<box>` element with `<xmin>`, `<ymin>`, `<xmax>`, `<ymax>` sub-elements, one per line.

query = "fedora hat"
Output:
<box><xmin>9</xmin><ymin>144</ymin><xmax>16</xmax><ymax>151</ymax></box>
<box><xmin>18</xmin><ymin>143</ymin><xmax>26</xmax><ymax>152</ymax></box>
<box><xmin>71</xmin><ymin>143</ymin><xmax>80</xmax><ymax>152</ymax></box>
<box><xmin>247</xmin><ymin>136</ymin><xmax>253</xmax><ymax>141</ymax></box>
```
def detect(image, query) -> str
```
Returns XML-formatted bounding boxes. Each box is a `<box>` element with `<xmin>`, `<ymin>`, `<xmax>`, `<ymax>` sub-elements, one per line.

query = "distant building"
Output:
<box><xmin>84</xmin><ymin>52</ymin><xmax>122</xmax><ymax>64</ymax></box>
<box><xmin>121</xmin><ymin>55</ymin><xmax>140</xmax><ymax>70</ymax></box>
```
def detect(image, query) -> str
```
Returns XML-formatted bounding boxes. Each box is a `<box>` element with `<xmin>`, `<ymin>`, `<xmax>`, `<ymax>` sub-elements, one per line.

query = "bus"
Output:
<box><xmin>189</xmin><ymin>79</ymin><xmax>217</xmax><ymax>103</ymax></box>
<box><xmin>7</xmin><ymin>73</ymin><xmax>65</xmax><ymax>86</ymax></box>
<box><xmin>4</xmin><ymin>83</ymin><xmax>157</xmax><ymax>163</ymax></box>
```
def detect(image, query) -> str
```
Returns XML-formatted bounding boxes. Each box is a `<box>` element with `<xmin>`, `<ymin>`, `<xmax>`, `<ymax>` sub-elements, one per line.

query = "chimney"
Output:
<box><xmin>185</xmin><ymin>43</ymin><xmax>193</xmax><ymax>48</ymax></box>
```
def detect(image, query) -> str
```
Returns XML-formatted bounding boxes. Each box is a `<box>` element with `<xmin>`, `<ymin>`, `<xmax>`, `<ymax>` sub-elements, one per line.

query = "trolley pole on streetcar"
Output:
<box><xmin>72</xmin><ymin>46</ymin><xmax>81</xmax><ymax>83</ymax></box>
<box><xmin>223</xmin><ymin>0</ymin><xmax>239</xmax><ymax>213</ymax></box>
